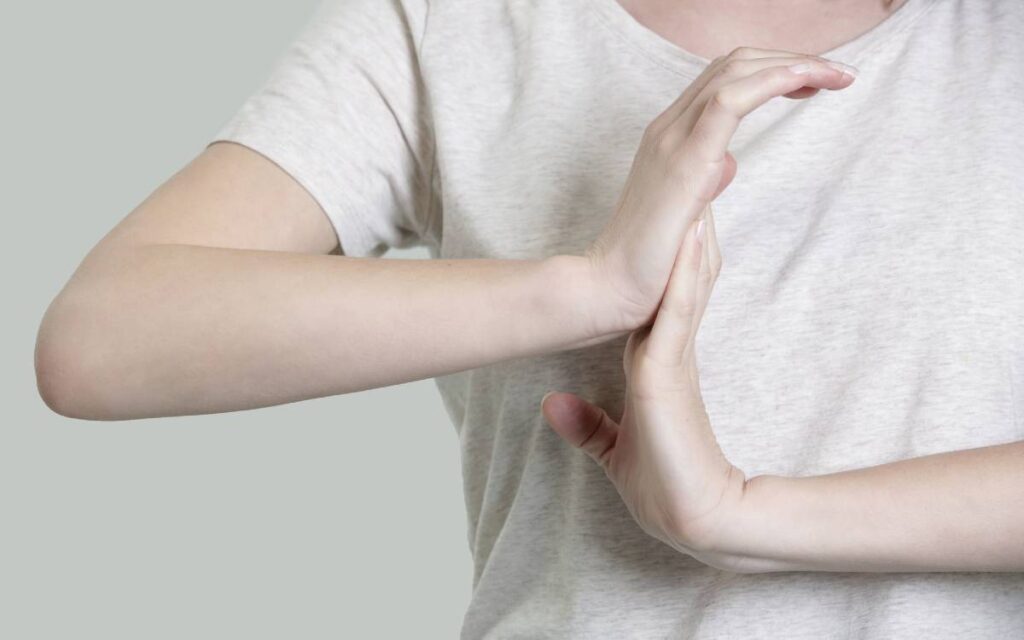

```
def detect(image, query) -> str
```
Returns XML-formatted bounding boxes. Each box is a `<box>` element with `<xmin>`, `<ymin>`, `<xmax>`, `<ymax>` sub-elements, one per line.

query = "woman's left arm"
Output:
<box><xmin>542</xmin><ymin>205</ymin><xmax>1024</xmax><ymax>575</ymax></box>
<box><xmin>710</xmin><ymin>439</ymin><xmax>1024</xmax><ymax>573</ymax></box>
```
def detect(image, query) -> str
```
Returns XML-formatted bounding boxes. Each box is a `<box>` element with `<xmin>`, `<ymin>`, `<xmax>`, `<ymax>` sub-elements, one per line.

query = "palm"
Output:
<box><xmin>607</xmin><ymin>327</ymin><xmax>732</xmax><ymax>550</ymax></box>
<box><xmin>543</xmin><ymin>207</ymin><xmax>747</xmax><ymax>556</ymax></box>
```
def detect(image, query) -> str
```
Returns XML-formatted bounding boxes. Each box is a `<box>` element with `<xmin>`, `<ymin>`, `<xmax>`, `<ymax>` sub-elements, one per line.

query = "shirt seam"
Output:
<box><xmin>417</xmin><ymin>0</ymin><xmax>441</xmax><ymax>249</ymax></box>
<box><xmin>586</xmin><ymin>0</ymin><xmax>940</xmax><ymax>79</ymax></box>
<box><xmin>586</xmin><ymin>1</ymin><xmax>697</xmax><ymax>79</ymax></box>
<box><xmin>840</xmin><ymin>0</ymin><xmax>940</xmax><ymax>66</ymax></box>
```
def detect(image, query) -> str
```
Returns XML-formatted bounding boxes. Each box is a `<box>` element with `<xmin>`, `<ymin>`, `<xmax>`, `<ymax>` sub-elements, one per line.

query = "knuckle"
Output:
<box><xmin>708</xmin><ymin>88</ymin><xmax>734</xmax><ymax>115</ymax></box>
<box><xmin>641</xmin><ymin>121</ymin><xmax>662</xmax><ymax>147</ymax></box>
<box><xmin>640</xmin><ymin>127</ymin><xmax>672</xmax><ymax>162</ymax></box>
<box><xmin>728</xmin><ymin>46</ymin><xmax>755</xmax><ymax>60</ymax></box>
<box><xmin>643</xmin><ymin>113</ymin><xmax>670</xmax><ymax>141</ymax></box>
<box><xmin>652</xmin><ymin>130</ymin><xmax>679</xmax><ymax>161</ymax></box>
<box><xmin>719</xmin><ymin>59</ymin><xmax>745</xmax><ymax>78</ymax></box>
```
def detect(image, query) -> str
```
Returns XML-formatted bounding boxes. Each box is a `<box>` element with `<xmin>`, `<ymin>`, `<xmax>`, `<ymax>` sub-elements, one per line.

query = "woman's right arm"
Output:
<box><xmin>34</xmin><ymin>142</ymin><xmax>623</xmax><ymax>421</ymax></box>
<box><xmin>35</xmin><ymin>49</ymin><xmax>855</xmax><ymax>421</ymax></box>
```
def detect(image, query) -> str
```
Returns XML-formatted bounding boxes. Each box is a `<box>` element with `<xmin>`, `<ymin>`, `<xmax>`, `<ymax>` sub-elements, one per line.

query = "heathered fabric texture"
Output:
<box><xmin>212</xmin><ymin>0</ymin><xmax>1024</xmax><ymax>637</ymax></box>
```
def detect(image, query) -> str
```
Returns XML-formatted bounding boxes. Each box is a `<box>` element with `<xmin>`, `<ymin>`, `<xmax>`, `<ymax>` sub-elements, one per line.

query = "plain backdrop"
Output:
<box><xmin>1</xmin><ymin>1</ymin><xmax>472</xmax><ymax>637</ymax></box>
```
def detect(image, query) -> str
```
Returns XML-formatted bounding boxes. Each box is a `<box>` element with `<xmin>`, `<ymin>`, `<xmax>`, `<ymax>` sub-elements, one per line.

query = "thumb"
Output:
<box><xmin>541</xmin><ymin>391</ymin><xmax>619</xmax><ymax>468</ymax></box>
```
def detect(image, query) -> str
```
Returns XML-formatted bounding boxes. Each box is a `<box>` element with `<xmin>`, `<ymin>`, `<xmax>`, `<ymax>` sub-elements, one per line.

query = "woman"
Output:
<box><xmin>35</xmin><ymin>0</ymin><xmax>1024</xmax><ymax>637</ymax></box>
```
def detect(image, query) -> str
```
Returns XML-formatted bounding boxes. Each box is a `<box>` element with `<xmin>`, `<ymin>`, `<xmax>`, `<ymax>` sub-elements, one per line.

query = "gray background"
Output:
<box><xmin>1</xmin><ymin>1</ymin><xmax>471</xmax><ymax>637</ymax></box>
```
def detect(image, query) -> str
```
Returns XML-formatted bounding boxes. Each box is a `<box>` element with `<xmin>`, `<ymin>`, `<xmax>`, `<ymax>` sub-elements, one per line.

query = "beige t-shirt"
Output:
<box><xmin>212</xmin><ymin>0</ymin><xmax>1024</xmax><ymax>637</ymax></box>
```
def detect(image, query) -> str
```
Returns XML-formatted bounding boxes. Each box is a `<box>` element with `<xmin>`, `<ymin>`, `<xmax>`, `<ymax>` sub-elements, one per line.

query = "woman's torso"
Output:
<box><xmin>411</xmin><ymin>0</ymin><xmax>1024</xmax><ymax>637</ymax></box>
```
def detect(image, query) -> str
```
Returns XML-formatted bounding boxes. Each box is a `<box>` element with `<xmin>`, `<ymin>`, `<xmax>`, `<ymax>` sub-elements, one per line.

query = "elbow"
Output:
<box><xmin>35</xmin><ymin>341</ymin><xmax>90</xmax><ymax>421</ymax></box>
<box><xmin>34</xmin><ymin>298</ymin><xmax>110</xmax><ymax>421</ymax></box>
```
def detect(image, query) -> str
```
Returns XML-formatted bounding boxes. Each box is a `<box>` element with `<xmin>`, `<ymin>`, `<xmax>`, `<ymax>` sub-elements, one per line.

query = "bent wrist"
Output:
<box><xmin>698</xmin><ymin>474</ymin><xmax>805</xmax><ymax>574</ymax></box>
<box><xmin>544</xmin><ymin>253</ymin><xmax>636</xmax><ymax>346</ymax></box>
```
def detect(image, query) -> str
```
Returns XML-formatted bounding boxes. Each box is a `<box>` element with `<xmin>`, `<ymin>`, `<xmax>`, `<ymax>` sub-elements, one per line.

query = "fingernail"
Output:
<box><xmin>788</xmin><ymin>62</ymin><xmax>812</xmax><ymax>74</ymax></box>
<box><xmin>696</xmin><ymin>219</ymin><xmax>706</xmax><ymax>245</ymax></box>
<box><xmin>542</xmin><ymin>391</ymin><xmax>555</xmax><ymax>404</ymax></box>
<box><xmin>824</xmin><ymin>61</ymin><xmax>859</xmax><ymax>77</ymax></box>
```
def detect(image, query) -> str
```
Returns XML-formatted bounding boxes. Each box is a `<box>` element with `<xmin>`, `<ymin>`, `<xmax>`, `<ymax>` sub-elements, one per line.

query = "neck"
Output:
<box><xmin>617</xmin><ymin>0</ymin><xmax>910</xmax><ymax>60</ymax></box>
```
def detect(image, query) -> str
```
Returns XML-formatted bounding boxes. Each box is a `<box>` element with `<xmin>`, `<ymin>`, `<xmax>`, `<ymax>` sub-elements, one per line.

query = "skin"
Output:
<box><xmin>34</xmin><ymin>1</ymin><xmax>1023</xmax><ymax>573</ymax></box>
<box><xmin>34</xmin><ymin>52</ymin><xmax>849</xmax><ymax>419</ymax></box>
<box><xmin>542</xmin><ymin>1</ymin><xmax>1024</xmax><ymax>573</ymax></box>
<box><xmin>619</xmin><ymin>0</ymin><xmax>910</xmax><ymax>64</ymax></box>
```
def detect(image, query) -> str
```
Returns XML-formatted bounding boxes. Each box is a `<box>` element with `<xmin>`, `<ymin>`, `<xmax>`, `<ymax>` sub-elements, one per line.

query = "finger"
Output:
<box><xmin>648</xmin><ymin>57</ymin><xmax>729</xmax><ymax>138</ymax></box>
<box><xmin>684</xmin><ymin>206</ymin><xmax>713</xmax><ymax>363</ymax></box>
<box><xmin>651</xmin><ymin>48</ymin><xmax>851</xmax><ymax>132</ymax></box>
<box><xmin>541</xmin><ymin>391</ymin><xmax>619</xmax><ymax>468</ymax></box>
<box><xmin>668</xmin><ymin>56</ymin><xmax>854</xmax><ymax>140</ymax></box>
<box><xmin>657</xmin><ymin>47</ymin><xmax>841</xmax><ymax>128</ymax></box>
<box><xmin>725</xmin><ymin>56</ymin><xmax>857</xmax><ymax>98</ymax></box>
<box><xmin>683</xmin><ymin>61</ymin><xmax>855</xmax><ymax>166</ymax></box>
<box><xmin>783</xmin><ymin>86</ymin><xmax>821</xmax><ymax>99</ymax></box>
<box><xmin>645</xmin><ymin>215</ymin><xmax>704</xmax><ymax>363</ymax></box>
<box><xmin>705</xmin><ymin>203</ymin><xmax>722</xmax><ymax>279</ymax></box>
<box><xmin>690</xmin><ymin>206</ymin><xmax>722</xmax><ymax>378</ymax></box>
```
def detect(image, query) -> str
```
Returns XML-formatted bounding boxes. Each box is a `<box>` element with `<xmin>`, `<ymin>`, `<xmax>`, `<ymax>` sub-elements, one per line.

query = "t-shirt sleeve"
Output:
<box><xmin>209</xmin><ymin>0</ymin><xmax>438</xmax><ymax>257</ymax></box>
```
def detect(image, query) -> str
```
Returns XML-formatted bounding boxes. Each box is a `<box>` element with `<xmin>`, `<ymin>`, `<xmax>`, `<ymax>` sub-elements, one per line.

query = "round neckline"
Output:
<box><xmin>587</xmin><ymin>0</ymin><xmax>937</xmax><ymax>78</ymax></box>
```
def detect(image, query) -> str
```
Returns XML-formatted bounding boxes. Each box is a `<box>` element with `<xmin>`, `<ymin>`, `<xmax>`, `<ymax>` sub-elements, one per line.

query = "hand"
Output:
<box><xmin>545</xmin><ymin>205</ymin><xmax>744</xmax><ymax>567</ymax></box>
<box><xmin>585</xmin><ymin>47</ymin><xmax>857</xmax><ymax>332</ymax></box>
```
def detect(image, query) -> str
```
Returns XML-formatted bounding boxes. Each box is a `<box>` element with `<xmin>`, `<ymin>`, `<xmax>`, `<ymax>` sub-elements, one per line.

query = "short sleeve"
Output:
<box><xmin>209</xmin><ymin>0</ymin><xmax>439</xmax><ymax>257</ymax></box>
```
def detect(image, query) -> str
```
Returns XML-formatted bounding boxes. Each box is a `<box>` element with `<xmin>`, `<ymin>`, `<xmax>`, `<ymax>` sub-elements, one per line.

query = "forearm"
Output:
<box><xmin>708</xmin><ymin>440</ymin><xmax>1024</xmax><ymax>573</ymax></box>
<box><xmin>36</xmin><ymin>244</ymin><xmax>622</xmax><ymax>420</ymax></box>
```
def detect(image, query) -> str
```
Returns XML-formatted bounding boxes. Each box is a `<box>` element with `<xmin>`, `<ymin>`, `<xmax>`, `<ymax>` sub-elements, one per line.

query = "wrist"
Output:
<box><xmin>697</xmin><ymin>473</ymin><xmax>801</xmax><ymax>574</ymax></box>
<box><xmin>544</xmin><ymin>253</ymin><xmax>636</xmax><ymax>344</ymax></box>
